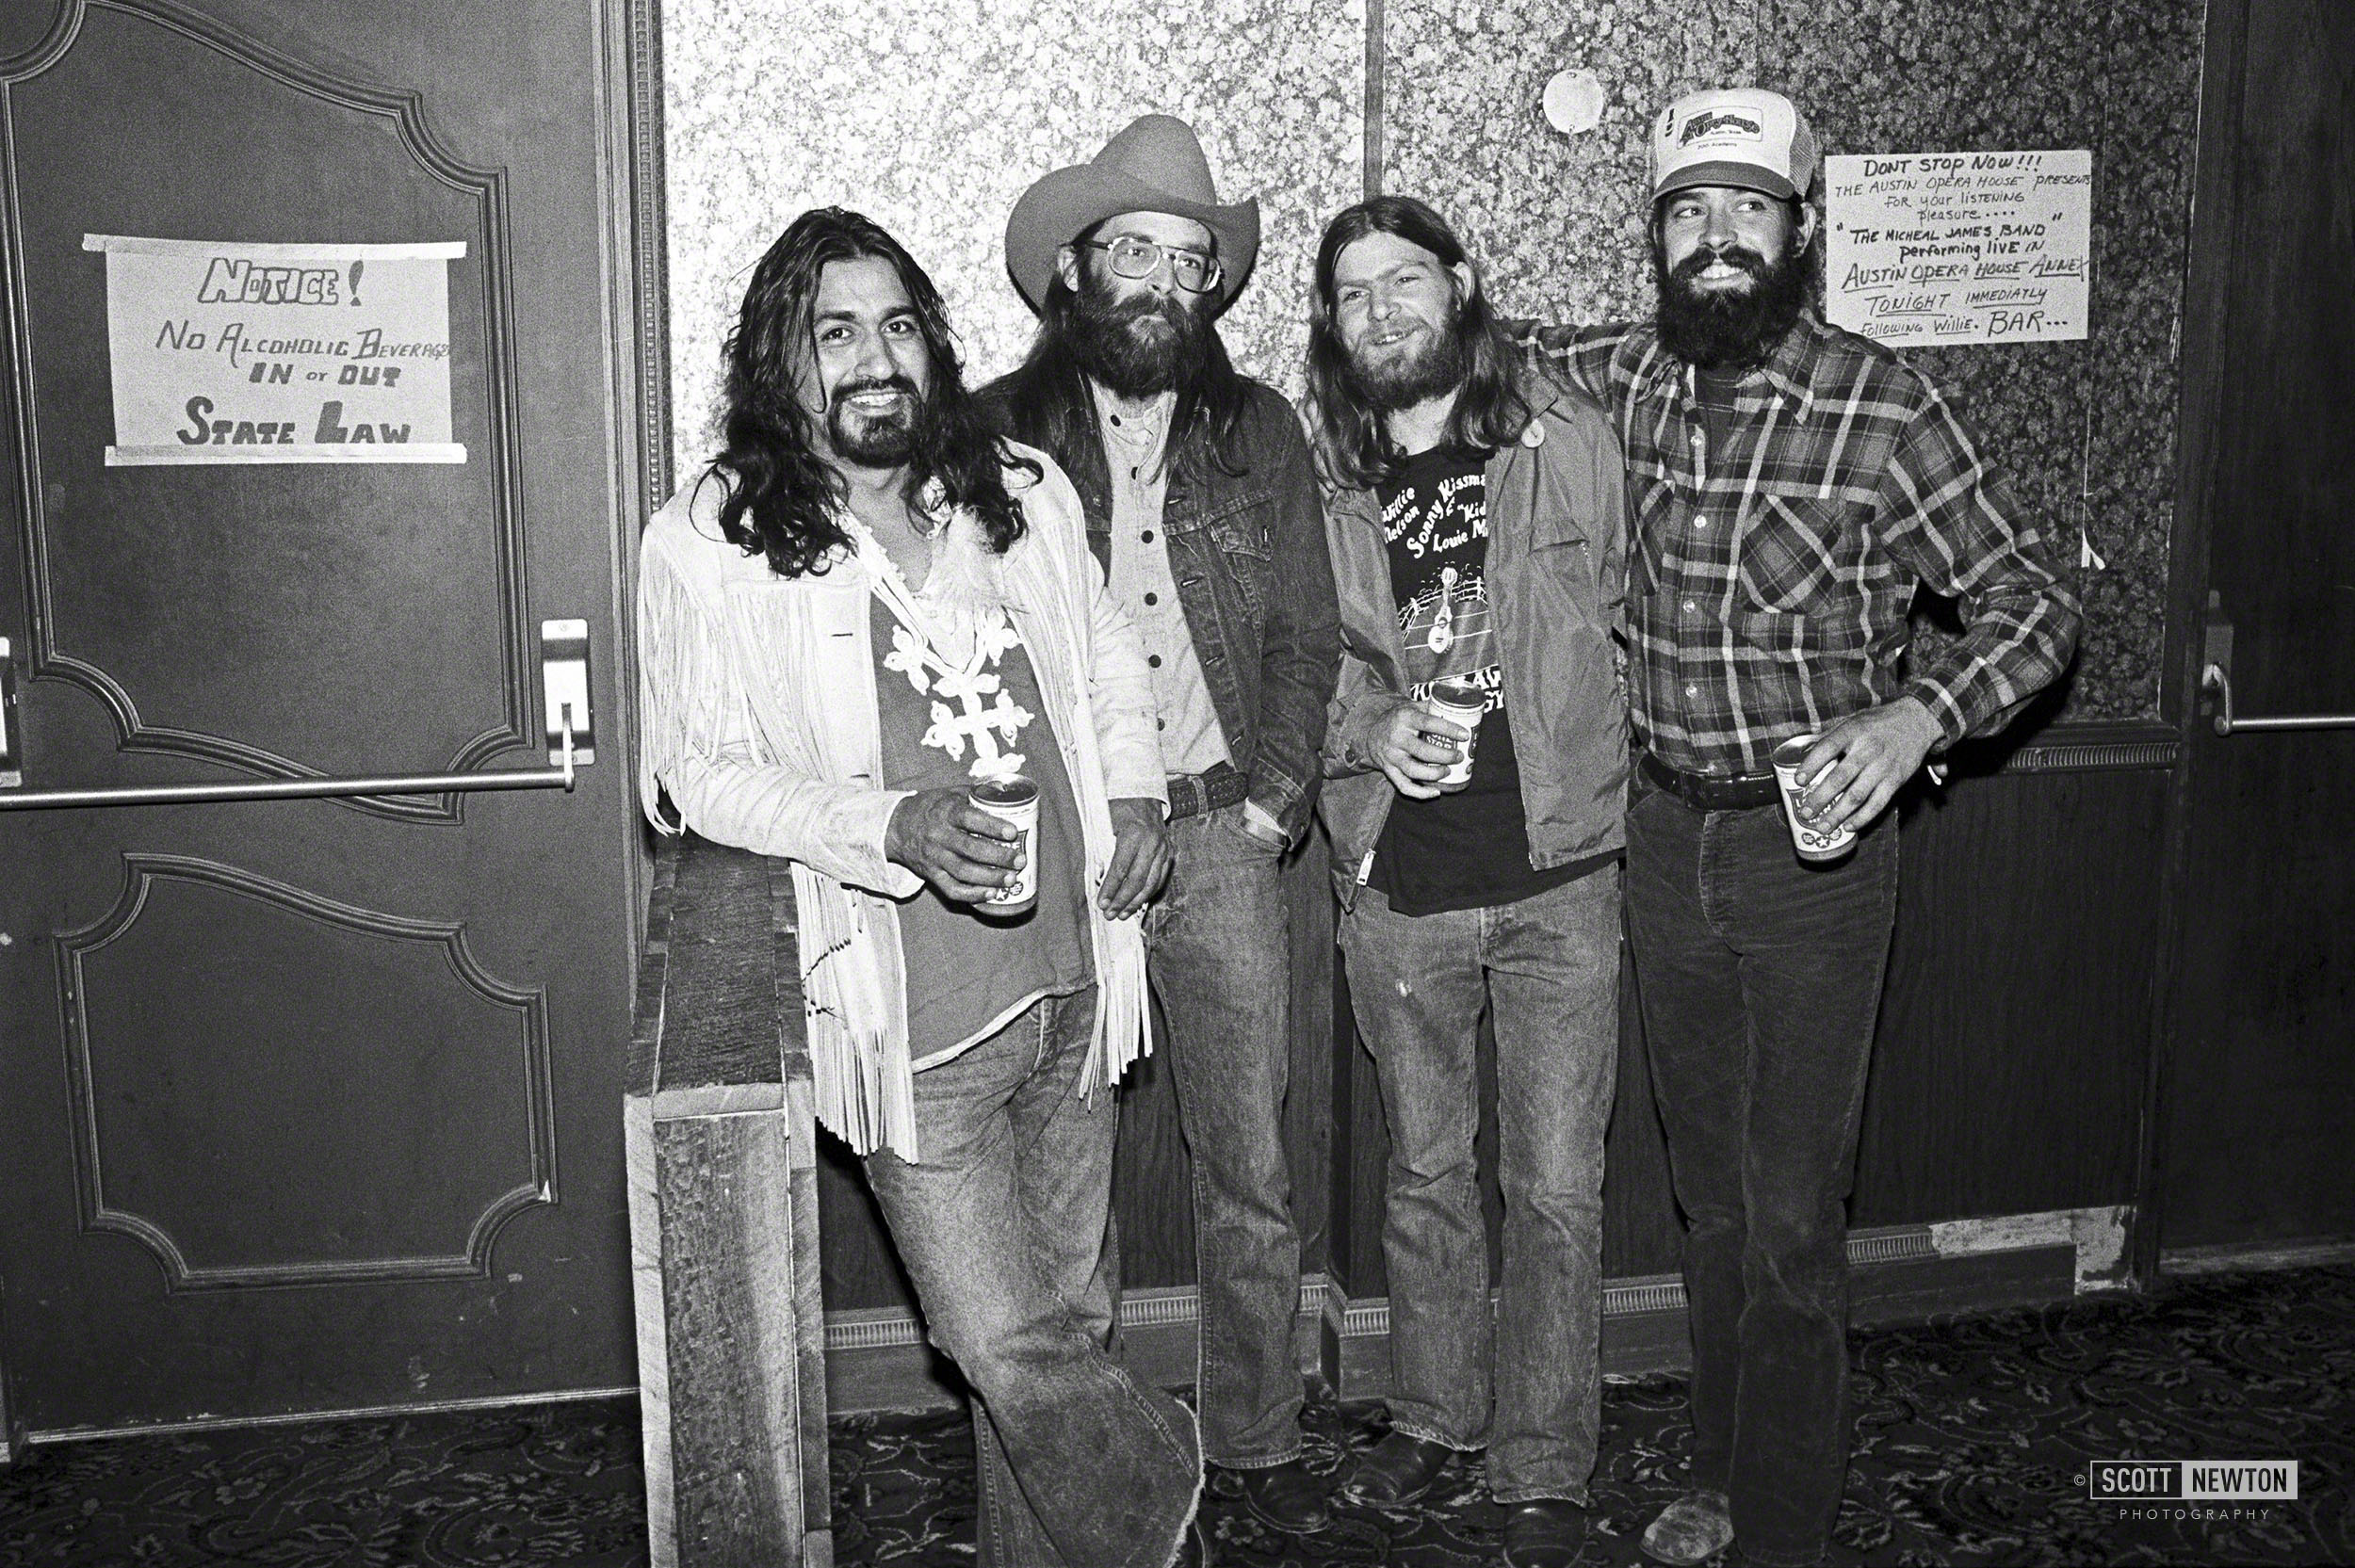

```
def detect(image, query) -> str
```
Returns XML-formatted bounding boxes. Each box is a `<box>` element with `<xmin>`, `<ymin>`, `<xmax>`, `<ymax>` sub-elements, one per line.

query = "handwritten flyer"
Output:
<box><xmin>1823</xmin><ymin>151</ymin><xmax>2091</xmax><ymax>347</ymax></box>
<box><xmin>88</xmin><ymin>235</ymin><xmax>466</xmax><ymax>465</ymax></box>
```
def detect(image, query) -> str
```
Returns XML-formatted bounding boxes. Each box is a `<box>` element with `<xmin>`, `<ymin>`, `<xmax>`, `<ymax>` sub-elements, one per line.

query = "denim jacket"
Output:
<box><xmin>1318</xmin><ymin>372</ymin><xmax>1631</xmax><ymax>906</ymax></box>
<box><xmin>985</xmin><ymin>378</ymin><xmax>1342</xmax><ymax>844</ymax></box>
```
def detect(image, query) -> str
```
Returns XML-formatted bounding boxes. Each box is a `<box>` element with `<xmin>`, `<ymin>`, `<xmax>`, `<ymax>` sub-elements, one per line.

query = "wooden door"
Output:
<box><xmin>0</xmin><ymin>0</ymin><xmax>651</xmax><ymax>1432</ymax></box>
<box><xmin>2160</xmin><ymin>0</ymin><xmax>2355</xmax><ymax>1253</ymax></box>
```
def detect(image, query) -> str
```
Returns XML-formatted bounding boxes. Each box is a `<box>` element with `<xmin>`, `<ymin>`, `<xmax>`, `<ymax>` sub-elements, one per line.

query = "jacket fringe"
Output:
<box><xmin>636</xmin><ymin>468</ymin><xmax>1155</xmax><ymax>1160</ymax></box>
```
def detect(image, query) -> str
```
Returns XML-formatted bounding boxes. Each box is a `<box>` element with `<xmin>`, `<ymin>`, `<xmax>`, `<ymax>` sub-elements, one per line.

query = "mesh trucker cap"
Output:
<box><xmin>1650</xmin><ymin>88</ymin><xmax>1820</xmax><ymax>202</ymax></box>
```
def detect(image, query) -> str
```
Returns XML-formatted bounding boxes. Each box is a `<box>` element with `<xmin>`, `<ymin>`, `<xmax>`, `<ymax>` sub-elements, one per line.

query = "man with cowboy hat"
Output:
<box><xmin>984</xmin><ymin>114</ymin><xmax>1341</xmax><ymax>1537</ymax></box>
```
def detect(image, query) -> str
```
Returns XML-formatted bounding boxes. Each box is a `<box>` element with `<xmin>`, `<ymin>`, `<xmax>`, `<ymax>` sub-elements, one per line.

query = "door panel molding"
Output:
<box><xmin>56</xmin><ymin>852</ymin><xmax>558</xmax><ymax>1290</ymax></box>
<box><xmin>2138</xmin><ymin>0</ymin><xmax>2249</xmax><ymax>1284</ymax></box>
<box><xmin>620</xmin><ymin>0</ymin><xmax>671</xmax><ymax>514</ymax></box>
<box><xmin>1</xmin><ymin>0</ymin><xmax>531</xmax><ymax>823</ymax></box>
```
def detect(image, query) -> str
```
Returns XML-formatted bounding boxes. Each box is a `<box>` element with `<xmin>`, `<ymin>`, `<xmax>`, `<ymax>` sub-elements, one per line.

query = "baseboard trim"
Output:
<box><xmin>824</xmin><ymin>1281</ymin><xmax>1339</xmax><ymax>1415</ymax></box>
<box><xmin>24</xmin><ymin>1383</ymin><xmax>642</xmax><ymax>1448</ymax></box>
<box><xmin>1985</xmin><ymin>721</ymin><xmax>2180</xmax><ymax>773</ymax></box>
<box><xmin>2160</xmin><ymin>1234</ymin><xmax>2355</xmax><ymax>1275</ymax></box>
<box><xmin>823</xmin><ymin>1207</ymin><xmax>2129</xmax><ymax>1413</ymax></box>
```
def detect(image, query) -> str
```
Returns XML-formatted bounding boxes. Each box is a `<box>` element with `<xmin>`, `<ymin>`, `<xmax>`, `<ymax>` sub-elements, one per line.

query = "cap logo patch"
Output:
<box><xmin>1681</xmin><ymin>109</ymin><xmax>1763</xmax><ymax>145</ymax></box>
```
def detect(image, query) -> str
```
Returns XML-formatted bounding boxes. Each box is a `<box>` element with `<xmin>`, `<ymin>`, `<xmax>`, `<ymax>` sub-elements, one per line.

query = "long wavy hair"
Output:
<box><xmin>988</xmin><ymin>218</ymin><xmax>1254</xmax><ymax>486</ymax></box>
<box><xmin>1306</xmin><ymin>196</ymin><xmax>1530</xmax><ymax>491</ymax></box>
<box><xmin>707</xmin><ymin>208</ymin><xmax>1033</xmax><ymax>579</ymax></box>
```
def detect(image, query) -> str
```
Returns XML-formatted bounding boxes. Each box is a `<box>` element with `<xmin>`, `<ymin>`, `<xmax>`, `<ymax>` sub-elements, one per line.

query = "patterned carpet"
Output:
<box><xmin>3</xmin><ymin>1266</ymin><xmax>2348</xmax><ymax>1566</ymax></box>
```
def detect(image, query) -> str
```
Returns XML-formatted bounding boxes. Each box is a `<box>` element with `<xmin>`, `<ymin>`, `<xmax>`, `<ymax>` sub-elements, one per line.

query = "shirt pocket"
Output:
<box><xmin>1206</xmin><ymin>493</ymin><xmax>1275</xmax><ymax>624</ymax></box>
<box><xmin>1733</xmin><ymin>491</ymin><xmax>1857</xmax><ymax>615</ymax></box>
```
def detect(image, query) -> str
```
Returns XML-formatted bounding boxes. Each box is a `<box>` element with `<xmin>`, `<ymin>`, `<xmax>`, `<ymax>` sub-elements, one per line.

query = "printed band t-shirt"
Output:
<box><xmin>1367</xmin><ymin>443</ymin><xmax>1598</xmax><ymax>915</ymax></box>
<box><xmin>869</xmin><ymin>594</ymin><xmax>1092</xmax><ymax>1068</ymax></box>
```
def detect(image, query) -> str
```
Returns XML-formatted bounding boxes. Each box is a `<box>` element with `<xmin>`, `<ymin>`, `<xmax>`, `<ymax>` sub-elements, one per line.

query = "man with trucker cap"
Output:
<box><xmin>1516</xmin><ymin>88</ymin><xmax>2079</xmax><ymax>1566</ymax></box>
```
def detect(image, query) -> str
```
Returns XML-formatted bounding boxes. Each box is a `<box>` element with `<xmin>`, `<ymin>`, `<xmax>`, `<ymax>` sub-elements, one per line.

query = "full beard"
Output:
<box><xmin>1653</xmin><ymin>240</ymin><xmax>1812</xmax><ymax>371</ymax></box>
<box><xmin>1065</xmin><ymin>283</ymin><xmax>1211</xmax><ymax>400</ymax></box>
<box><xmin>1344</xmin><ymin>309</ymin><xmax>1470</xmax><ymax>412</ymax></box>
<box><xmin>825</xmin><ymin>375</ymin><xmax>925</xmax><ymax>467</ymax></box>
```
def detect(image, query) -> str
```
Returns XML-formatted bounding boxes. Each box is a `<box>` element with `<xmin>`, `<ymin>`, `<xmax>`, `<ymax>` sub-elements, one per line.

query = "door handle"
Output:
<box><xmin>2199</xmin><ymin>662</ymin><xmax>2355</xmax><ymax>737</ymax></box>
<box><xmin>2200</xmin><ymin>595</ymin><xmax>2355</xmax><ymax>736</ymax></box>
<box><xmin>0</xmin><ymin>619</ymin><xmax>594</xmax><ymax>811</ymax></box>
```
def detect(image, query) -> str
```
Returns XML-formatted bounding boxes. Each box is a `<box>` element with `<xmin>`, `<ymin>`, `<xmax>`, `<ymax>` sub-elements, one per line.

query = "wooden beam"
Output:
<box><xmin>627</xmin><ymin>833</ymin><xmax>831</xmax><ymax>1567</ymax></box>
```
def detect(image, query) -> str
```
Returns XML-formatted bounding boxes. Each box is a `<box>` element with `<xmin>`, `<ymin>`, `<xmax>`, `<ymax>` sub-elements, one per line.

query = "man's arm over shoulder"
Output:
<box><xmin>1502</xmin><ymin>317</ymin><xmax>1637</xmax><ymax>411</ymax></box>
<box><xmin>635</xmin><ymin>478</ymin><xmax>923</xmax><ymax>897</ymax></box>
<box><xmin>1243</xmin><ymin>383</ymin><xmax>1342</xmax><ymax>843</ymax></box>
<box><xmin>1877</xmin><ymin>371</ymin><xmax>2082</xmax><ymax>740</ymax></box>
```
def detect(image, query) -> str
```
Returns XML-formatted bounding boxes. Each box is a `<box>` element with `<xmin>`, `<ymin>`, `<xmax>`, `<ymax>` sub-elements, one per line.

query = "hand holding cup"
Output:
<box><xmin>1372</xmin><ymin>701</ymin><xmax>1472</xmax><ymax>800</ymax></box>
<box><xmin>885</xmin><ymin>785</ymin><xmax>1027</xmax><ymax>903</ymax></box>
<box><xmin>1422</xmin><ymin>677</ymin><xmax>1487</xmax><ymax>791</ymax></box>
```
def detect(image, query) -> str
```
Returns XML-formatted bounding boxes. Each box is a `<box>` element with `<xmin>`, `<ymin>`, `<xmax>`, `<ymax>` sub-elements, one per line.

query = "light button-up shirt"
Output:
<box><xmin>1096</xmin><ymin>386</ymin><xmax>1231</xmax><ymax>779</ymax></box>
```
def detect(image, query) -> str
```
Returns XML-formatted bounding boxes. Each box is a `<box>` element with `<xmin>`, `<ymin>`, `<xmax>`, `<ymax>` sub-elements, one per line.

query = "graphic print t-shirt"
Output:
<box><xmin>869</xmin><ymin>595</ymin><xmax>1091</xmax><ymax>1069</ymax></box>
<box><xmin>1366</xmin><ymin>444</ymin><xmax>1587</xmax><ymax>915</ymax></box>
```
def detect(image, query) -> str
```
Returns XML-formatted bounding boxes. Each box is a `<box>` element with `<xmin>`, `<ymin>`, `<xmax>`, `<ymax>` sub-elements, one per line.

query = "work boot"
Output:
<box><xmin>1640</xmin><ymin>1487</ymin><xmax>1733</xmax><ymax>1564</ymax></box>
<box><xmin>1221</xmin><ymin>1456</ymin><xmax>1330</xmax><ymax>1533</ymax></box>
<box><xmin>1502</xmin><ymin>1498</ymin><xmax>1587</xmax><ymax>1567</ymax></box>
<box><xmin>1337</xmin><ymin>1431</ymin><xmax>1455</xmax><ymax>1507</ymax></box>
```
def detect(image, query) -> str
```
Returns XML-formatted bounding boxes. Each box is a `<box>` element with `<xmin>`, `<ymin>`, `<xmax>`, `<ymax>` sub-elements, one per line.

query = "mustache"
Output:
<box><xmin>1669</xmin><ymin>245</ymin><xmax>1771</xmax><ymax>285</ymax></box>
<box><xmin>830</xmin><ymin>375</ymin><xmax>921</xmax><ymax>406</ymax></box>
<box><xmin>1101</xmin><ymin>291</ymin><xmax>1194</xmax><ymax>332</ymax></box>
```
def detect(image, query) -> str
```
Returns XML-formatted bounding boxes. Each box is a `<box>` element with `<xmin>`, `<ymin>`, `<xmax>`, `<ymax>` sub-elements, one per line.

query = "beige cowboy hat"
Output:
<box><xmin>1005</xmin><ymin>114</ymin><xmax>1260</xmax><ymax>311</ymax></box>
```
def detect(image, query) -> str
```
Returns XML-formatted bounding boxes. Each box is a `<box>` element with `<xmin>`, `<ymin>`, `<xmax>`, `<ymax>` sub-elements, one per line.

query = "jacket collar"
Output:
<box><xmin>1326</xmin><ymin>359</ymin><xmax>1570</xmax><ymax>520</ymax></box>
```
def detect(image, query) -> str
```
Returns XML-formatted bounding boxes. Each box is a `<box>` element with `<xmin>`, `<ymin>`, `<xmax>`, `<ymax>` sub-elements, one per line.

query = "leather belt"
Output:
<box><xmin>1638</xmin><ymin>751</ymin><xmax>1780</xmax><ymax>811</ymax></box>
<box><xmin>1164</xmin><ymin>761</ymin><xmax>1250</xmax><ymax>822</ymax></box>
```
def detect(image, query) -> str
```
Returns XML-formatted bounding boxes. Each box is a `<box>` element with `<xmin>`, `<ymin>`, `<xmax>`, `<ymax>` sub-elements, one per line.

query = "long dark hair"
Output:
<box><xmin>1306</xmin><ymin>196</ymin><xmax>1531</xmax><ymax>490</ymax></box>
<box><xmin>989</xmin><ymin>218</ymin><xmax>1254</xmax><ymax>485</ymax></box>
<box><xmin>708</xmin><ymin>207</ymin><xmax>1034</xmax><ymax>579</ymax></box>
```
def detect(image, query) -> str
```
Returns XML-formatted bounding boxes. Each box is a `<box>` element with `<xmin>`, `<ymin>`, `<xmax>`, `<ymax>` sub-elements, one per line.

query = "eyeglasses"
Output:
<box><xmin>1080</xmin><ymin>235</ymin><xmax>1224</xmax><ymax>295</ymax></box>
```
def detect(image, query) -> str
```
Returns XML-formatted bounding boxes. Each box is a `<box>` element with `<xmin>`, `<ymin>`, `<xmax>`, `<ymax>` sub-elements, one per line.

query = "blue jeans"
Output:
<box><xmin>1623</xmin><ymin>783</ymin><xmax>1900</xmax><ymax>1568</ymax></box>
<box><xmin>1337</xmin><ymin>867</ymin><xmax>1621</xmax><ymax>1503</ymax></box>
<box><xmin>1143</xmin><ymin>803</ymin><xmax>1305</xmax><ymax>1469</ymax></box>
<box><xmin>864</xmin><ymin>987</ymin><xmax>1202</xmax><ymax>1568</ymax></box>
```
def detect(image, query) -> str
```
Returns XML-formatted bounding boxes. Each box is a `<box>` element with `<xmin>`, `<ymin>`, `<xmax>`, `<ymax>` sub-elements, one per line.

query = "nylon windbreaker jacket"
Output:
<box><xmin>1317</xmin><ymin>371</ymin><xmax>1631</xmax><ymax>907</ymax></box>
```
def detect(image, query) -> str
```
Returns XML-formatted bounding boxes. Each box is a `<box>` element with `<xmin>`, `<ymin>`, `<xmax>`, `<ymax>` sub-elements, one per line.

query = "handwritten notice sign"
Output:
<box><xmin>1823</xmin><ymin>151</ymin><xmax>2091</xmax><ymax>347</ymax></box>
<box><xmin>88</xmin><ymin>235</ymin><xmax>466</xmax><ymax>465</ymax></box>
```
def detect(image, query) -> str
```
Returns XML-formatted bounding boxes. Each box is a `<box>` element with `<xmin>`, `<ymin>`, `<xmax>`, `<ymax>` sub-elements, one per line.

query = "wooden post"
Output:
<box><xmin>626</xmin><ymin>834</ymin><xmax>831</xmax><ymax>1567</ymax></box>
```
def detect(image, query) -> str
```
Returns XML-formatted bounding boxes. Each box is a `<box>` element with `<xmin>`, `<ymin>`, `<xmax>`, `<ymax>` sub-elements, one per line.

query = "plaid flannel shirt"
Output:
<box><xmin>1514</xmin><ymin>315</ymin><xmax>2079</xmax><ymax>777</ymax></box>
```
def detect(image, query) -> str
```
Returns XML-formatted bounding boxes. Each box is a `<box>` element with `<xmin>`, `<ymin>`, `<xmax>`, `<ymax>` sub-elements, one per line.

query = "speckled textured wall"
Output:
<box><xmin>660</xmin><ymin>0</ymin><xmax>2200</xmax><ymax>722</ymax></box>
<box><xmin>1380</xmin><ymin>0</ymin><xmax>2203</xmax><ymax>722</ymax></box>
<box><xmin>661</xmin><ymin>0</ymin><xmax>1363</xmax><ymax>483</ymax></box>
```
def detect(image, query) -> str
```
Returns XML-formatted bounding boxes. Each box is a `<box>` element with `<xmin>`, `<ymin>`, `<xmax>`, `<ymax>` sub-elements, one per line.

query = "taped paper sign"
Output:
<box><xmin>88</xmin><ymin>234</ymin><xmax>466</xmax><ymax>465</ymax></box>
<box><xmin>1823</xmin><ymin>151</ymin><xmax>2091</xmax><ymax>347</ymax></box>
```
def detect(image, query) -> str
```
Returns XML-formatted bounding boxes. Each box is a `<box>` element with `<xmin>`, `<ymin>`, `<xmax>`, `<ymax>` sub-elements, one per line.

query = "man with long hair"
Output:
<box><xmin>1516</xmin><ymin>90</ymin><xmax>2079</xmax><ymax>1568</ymax></box>
<box><xmin>1306</xmin><ymin>195</ymin><xmax>1628</xmax><ymax>1568</ymax></box>
<box><xmin>636</xmin><ymin>207</ymin><xmax>1205</xmax><ymax>1567</ymax></box>
<box><xmin>983</xmin><ymin>117</ymin><xmax>1341</xmax><ymax>1537</ymax></box>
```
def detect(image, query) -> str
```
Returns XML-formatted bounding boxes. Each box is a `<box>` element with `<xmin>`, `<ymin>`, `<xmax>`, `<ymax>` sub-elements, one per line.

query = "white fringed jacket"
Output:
<box><xmin>636</xmin><ymin>445</ymin><xmax>1165</xmax><ymax>1158</ymax></box>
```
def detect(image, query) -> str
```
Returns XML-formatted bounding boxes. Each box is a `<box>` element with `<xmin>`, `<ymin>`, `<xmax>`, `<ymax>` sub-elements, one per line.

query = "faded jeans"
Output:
<box><xmin>1337</xmin><ymin>866</ymin><xmax>1622</xmax><ymax>1503</ymax></box>
<box><xmin>864</xmin><ymin>987</ymin><xmax>1202</xmax><ymax>1568</ymax></box>
<box><xmin>1623</xmin><ymin>782</ymin><xmax>1900</xmax><ymax>1568</ymax></box>
<box><xmin>1144</xmin><ymin>803</ymin><xmax>1306</xmax><ymax>1469</ymax></box>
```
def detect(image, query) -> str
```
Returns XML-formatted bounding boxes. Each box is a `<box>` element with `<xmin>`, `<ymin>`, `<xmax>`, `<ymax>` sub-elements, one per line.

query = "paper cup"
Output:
<box><xmin>1424</xmin><ymin>677</ymin><xmax>1487</xmax><ymax>791</ymax></box>
<box><xmin>1770</xmin><ymin>736</ymin><xmax>1858</xmax><ymax>863</ymax></box>
<box><xmin>968</xmin><ymin>774</ymin><xmax>1039</xmax><ymax>913</ymax></box>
